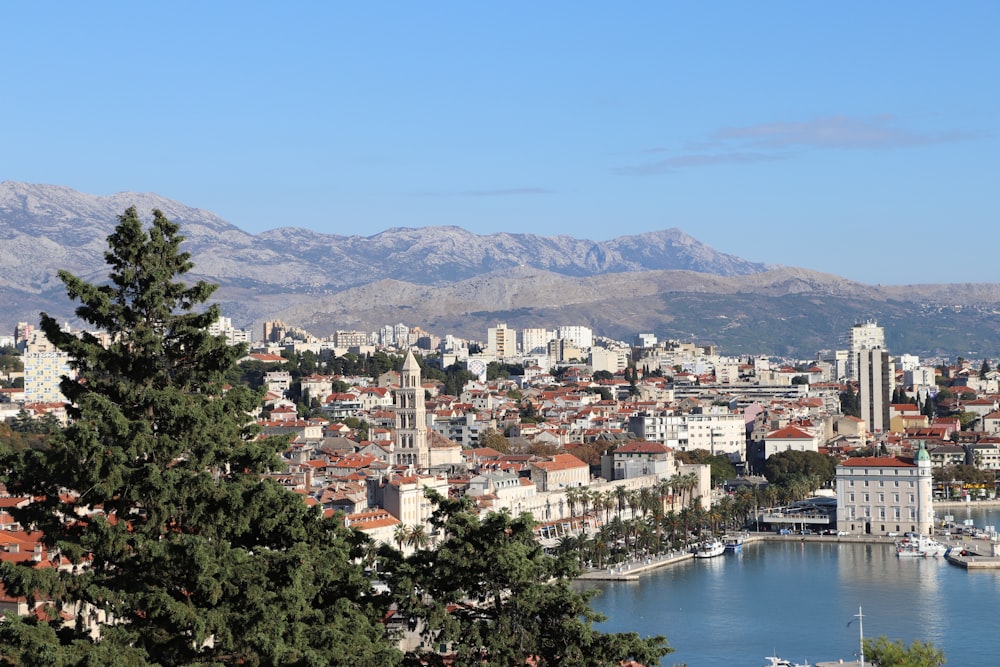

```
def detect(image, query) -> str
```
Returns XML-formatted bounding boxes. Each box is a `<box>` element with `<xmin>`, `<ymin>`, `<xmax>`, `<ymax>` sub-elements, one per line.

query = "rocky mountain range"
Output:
<box><xmin>3</xmin><ymin>180</ymin><xmax>1000</xmax><ymax>358</ymax></box>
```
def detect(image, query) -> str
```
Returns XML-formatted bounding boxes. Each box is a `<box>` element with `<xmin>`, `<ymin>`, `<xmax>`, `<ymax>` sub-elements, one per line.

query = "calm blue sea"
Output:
<box><xmin>579</xmin><ymin>505</ymin><xmax>1000</xmax><ymax>667</ymax></box>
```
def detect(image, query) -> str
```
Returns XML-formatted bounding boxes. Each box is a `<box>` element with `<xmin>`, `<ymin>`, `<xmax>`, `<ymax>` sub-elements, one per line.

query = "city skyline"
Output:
<box><xmin>4</xmin><ymin>3</ymin><xmax>998</xmax><ymax>285</ymax></box>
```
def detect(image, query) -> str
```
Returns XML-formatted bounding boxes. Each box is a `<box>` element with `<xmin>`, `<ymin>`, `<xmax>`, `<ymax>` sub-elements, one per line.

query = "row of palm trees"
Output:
<box><xmin>393</xmin><ymin>522</ymin><xmax>433</xmax><ymax>551</ymax></box>
<box><xmin>553</xmin><ymin>481</ymin><xmax>817</xmax><ymax>569</ymax></box>
<box><xmin>562</xmin><ymin>473</ymin><xmax>702</xmax><ymax>526</ymax></box>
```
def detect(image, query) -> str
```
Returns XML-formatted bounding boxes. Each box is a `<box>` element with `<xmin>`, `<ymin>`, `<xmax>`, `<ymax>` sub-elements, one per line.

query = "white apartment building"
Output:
<box><xmin>628</xmin><ymin>412</ymin><xmax>746</xmax><ymax>462</ymax></box>
<box><xmin>590</xmin><ymin>345</ymin><xmax>628</xmax><ymax>374</ymax></box>
<box><xmin>22</xmin><ymin>331</ymin><xmax>73</xmax><ymax>404</ymax></box>
<box><xmin>556</xmin><ymin>325</ymin><xmax>593</xmax><ymax>350</ymax></box>
<box><xmin>487</xmin><ymin>323</ymin><xmax>517</xmax><ymax>360</ymax></box>
<box><xmin>382</xmin><ymin>473</ymin><xmax>450</xmax><ymax>530</ymax></box>
<box><xmin>521</xmin><ymin>328</ymin><xmax>553</xmax><ymax>355</ymax></box>
<box><xmin>847</xmin><ymin>321</ymin><xmax>885</xmax><ymax>380</ymax></box>
<box><xmin>208</xmin><ymin>316</ymin><xmax>252</xmax><ymax>346</ymax></box>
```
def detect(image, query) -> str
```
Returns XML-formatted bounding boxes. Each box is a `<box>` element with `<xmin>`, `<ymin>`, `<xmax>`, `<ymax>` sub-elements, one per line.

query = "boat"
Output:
<box><xmin>895</xmin><ymin>534</ymin><xmax>950</xmax><ymax>558</ymax></box>
<box><xmin>723</xmin><ymin>534</ymin><xmax>744</xmax><ymax>553</ymax></box>
<box><xmin>762</xmin><ymin>657</ymin><xmax>811</xmax><ymax>667</ymax></box>
<box><xmin>693</xmin><ymin>538</ymin><xmax>725</xmax><ymax>558</ymax></box>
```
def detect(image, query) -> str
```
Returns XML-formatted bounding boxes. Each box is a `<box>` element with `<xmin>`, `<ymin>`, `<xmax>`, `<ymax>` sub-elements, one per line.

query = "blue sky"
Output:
<box><xmin>4</xmin><ymin>3</ymin><xmax>997</xmax><ymax>284</ymax></box>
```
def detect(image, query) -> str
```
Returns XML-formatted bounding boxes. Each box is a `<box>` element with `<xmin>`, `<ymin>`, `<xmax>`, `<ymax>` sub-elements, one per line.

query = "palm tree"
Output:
<box><xmin>565</xmin><ymin>486</ymin><xmax>580</xmax><ymax>519</ymax></box>
<box><xmin>408</xmin><ymin>524</ymin><xmax>431</xmax><ymax>550</ymax></box>
<box><xmin>393</xmin><ymin>523</ymin><xmax>411</xmax><ymax>552</ymax></box>
<box><xmin>682</xmin><ymin>473</ymin><xmax>699</xmax><ymax>509</ymax></box>
<box><xmin>581</xmin><ymin>487</ymin><xmax>593</xmax><ymax>518</ymax></box>
<box><xmin>601</xmin><ymin>490</ymin><xmax>616</xmax><ymax>525</ymax></box>
<box><xmin>614</xmin><ymin>484</ymin><xmax>628</xmax><ymax>518</ymax></box>
<box><xmin>638</xmin><ymin>487</ymin><xmax>655</xmax><ymax>518</ymax></box>
<box><xmin>656</xmin><ymin>478</ymin><xmax>674</xmax><ymax>514</ymax></box>
<box><xmin>593</xmin><ymin>534</ymin><xmax>610</xmax><ymax>569</ymax></box>
<box><xmin>663</xmin><ymin>511</ymin><xmax>682</xmax><ymax>547</ymax></box>
<box><xmin>555</xmin><ymin>534</ymin><xmax>578</xmax><ymax>557</ymax></box>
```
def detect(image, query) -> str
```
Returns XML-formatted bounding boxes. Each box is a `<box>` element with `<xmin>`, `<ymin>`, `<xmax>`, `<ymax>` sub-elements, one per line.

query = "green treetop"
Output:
<box><xmin>380</xmin><ymin>492</ymin><xmax>673</xmax><ymax>667</ymax></box>
<box><xmin>0</xmin><ymin>208</ymin><xmax>398</xmax><ymax>666</ymax></box>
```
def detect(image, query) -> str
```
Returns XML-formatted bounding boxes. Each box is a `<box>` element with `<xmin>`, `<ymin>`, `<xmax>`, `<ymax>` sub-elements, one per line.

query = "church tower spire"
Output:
<box><xmin>393</xmin><ymin>350</ymin><xmax>428</xmax><ymax>470</ymax></box>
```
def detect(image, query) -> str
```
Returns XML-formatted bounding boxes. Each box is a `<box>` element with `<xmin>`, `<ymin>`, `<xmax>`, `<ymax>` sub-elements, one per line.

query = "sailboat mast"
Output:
<box><xmin>856</xmin><ymin>606</ymin><xmax>865</xmax><ymax>667</ymax></box>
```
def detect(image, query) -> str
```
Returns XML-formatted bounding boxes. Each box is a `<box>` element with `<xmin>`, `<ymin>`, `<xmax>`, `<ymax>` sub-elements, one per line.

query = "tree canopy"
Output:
<box><xmin>0</xmin><ymin>208</ymin><xmax>674</xmax><ymax>667</ymax></box>
<box><xmin>863</xmin><ymin>635</ymin><xmax>946</xmax><ymax>666</ymax></box>
<box><xmin>0</xmin><ymin>208</ymin><xmax>397</xmax><ymax>666</ymax></box>
<box><xmin>763</xmin><ymin>450</ymin><xmax>837</xmax><ymax>488</ymax></box>
<box><xmin>380</xmin><ymin>493</ymin><xmax>673</xmax><ymax>667</ymax></box>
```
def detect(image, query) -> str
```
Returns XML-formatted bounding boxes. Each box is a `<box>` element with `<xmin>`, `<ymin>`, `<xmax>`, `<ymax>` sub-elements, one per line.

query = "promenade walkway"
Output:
<box><xmin>575</xmin><ymin>531</ymin><xmax>1000</xmax><ymax>579</ymax></box>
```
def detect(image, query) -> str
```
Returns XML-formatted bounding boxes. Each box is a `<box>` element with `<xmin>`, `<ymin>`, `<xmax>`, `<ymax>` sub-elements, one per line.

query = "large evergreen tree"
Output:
<box><xmin>380</xmin><ymin>493</ymin><xmax>672</xmax><ymax>667</ymax></box>
<box><xmin>0</xmin><ymin>208</ymin><xmax>398</xmax><ymax>666</ymax></box>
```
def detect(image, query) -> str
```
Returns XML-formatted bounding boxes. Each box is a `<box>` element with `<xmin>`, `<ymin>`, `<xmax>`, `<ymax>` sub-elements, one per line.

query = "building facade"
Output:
<box><xmin>858</xmin><ymin>347</ymin><xmax>891</xmax><ymax>434</ymax></box>
<box><xmin>487</xmin><ymin>323</ymin><xmax>516</xmax><ymax>360</ymax></box>
<box><xmin>835</xmin><ymin>445</ymin><xmax>933</xmax><ymax>536</ymax></box>
<box><xmin>22</xmin><ymin>331</ymin><xmax>73</xmax><ymax>404</ymax></box>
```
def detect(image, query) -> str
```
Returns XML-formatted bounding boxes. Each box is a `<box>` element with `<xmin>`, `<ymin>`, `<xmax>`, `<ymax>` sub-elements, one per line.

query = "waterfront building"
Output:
<box><xmin>834</xmin><ymin>443</ymin><xmax>933</xmax><ymax>536</ymax></box>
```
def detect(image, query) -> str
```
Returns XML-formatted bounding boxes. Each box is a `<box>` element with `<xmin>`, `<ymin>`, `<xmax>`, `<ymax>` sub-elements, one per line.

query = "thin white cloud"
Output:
<box><xmin>461</xmin><ymin>187</ymin><xmax>553</xmax><ymax>197</ymax></box>
<box><xmin>714</xmin><ymin>115</ymin><xmax>973</xmax><ymax>149</ymax></box>
<box><xmin>617</xmin><ymin>114</ymin><xmax>977</xmax><ymax>175</ymax></box>
<box><xmin>615</xmin><ymin>152</ymin><xmax>789</xmax><ymax>175</ymax></box>
<box><xmin>413</xmin><ymin>187</ymin><xmax>554</xmax><ymax>197</ymax></box>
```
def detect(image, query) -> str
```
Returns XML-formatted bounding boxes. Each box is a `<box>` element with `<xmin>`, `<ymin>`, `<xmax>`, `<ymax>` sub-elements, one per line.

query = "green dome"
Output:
<box><xmin>915</xmin><ymin>440</ymin><xmax>930</xmax><ymax>462</ymax></box>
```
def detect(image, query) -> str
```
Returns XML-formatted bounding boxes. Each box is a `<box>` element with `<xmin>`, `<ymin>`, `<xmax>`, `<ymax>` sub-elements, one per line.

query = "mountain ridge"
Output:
<box><xmin>3</xmin><ymin>181</ymin><xmax>1000</xmax><ymax>357</ymax></box>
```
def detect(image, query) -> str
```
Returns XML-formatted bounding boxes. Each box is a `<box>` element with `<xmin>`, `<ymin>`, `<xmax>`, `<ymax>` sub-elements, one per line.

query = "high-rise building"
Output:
<box><xmin>23</xmin><ymin>331</ymin><xmax>73</xmax><ymax>404</ymax></box>
<box><xmin>847</xmin><ymin>321</ymin><xmax>885</xmax><ymax>380</ymax></box>
<box><xmin>262</xmin><ymin>320</ymin><xmax>287</xmax><ymax>343</ymax></box>
<box><xmin>392</xmin><ymin>350</ymin><xmax>428</xmax><ymax>470</ymax></box>
<box><xmin>858</xmin><ymin>347</ymin><xmax>891</xmax><ymax>434</ymax></box>
<box><xmin>487</xmin><ymin>323</ymin><xmax>516</xmax><ymax>360</ymax></box>
<box><xmin>393</xmin><ymin>323</ymin><xmax>409</xmax><ymax>349</ymax></box>
<box><xmin>520</xmin><ymin>328</ymin><xmax>553</xmax><ymax>355</ymax></box>
<box><xmin>556</xmin><ymin>325</ymin><xmax>593</xmax><ymax>350</ymax></box>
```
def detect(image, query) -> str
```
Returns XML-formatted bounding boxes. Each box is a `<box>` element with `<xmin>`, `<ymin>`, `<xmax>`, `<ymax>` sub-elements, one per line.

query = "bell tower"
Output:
<box><xmin>393</xmin><ymin>350</ymin><xmax>428</xmax><ymax>470</ymax></box>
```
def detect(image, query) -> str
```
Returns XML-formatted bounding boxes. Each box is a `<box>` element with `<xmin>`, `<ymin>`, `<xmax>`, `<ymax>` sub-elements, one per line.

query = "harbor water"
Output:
<box><xmin>579</xmin><ymin>505</ymin><xmax>1000</xmax><ymax>666</ymax></box>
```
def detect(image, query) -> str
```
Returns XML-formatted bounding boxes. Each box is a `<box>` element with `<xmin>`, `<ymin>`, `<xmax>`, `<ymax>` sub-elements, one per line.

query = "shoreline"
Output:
<box><xmin>933</xmin><ymin>499</ymin><xmax>1000</xmax><ymax>508</ymax></box>
<box><xmin>576</xmin><ymin>500</ymin><xmax>1000</xmax><ymax>581</ymax></box>
<box><xmin>577</xmin><ymin>518</ymin><xmax>1000</xmax><ymax>580</ymax></box>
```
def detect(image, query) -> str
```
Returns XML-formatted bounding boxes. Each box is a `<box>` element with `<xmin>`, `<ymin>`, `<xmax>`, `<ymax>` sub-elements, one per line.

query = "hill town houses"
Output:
<box><xmin>1</xmin><ymin>317</ymin><xmax>996</xmax><ymax>562</ymax></box>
